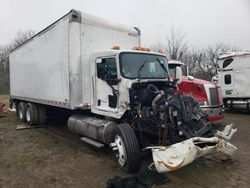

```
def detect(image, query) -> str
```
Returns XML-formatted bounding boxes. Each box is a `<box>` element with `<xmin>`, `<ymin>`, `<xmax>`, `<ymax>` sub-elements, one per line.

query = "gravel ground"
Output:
<box><xmin>0</xmin><ymin>95</ymin><xmax>249</xmax><ymax>188</ymax></box>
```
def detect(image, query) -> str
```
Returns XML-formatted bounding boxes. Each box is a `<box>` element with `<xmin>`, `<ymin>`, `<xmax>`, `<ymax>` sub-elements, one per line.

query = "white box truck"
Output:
<box><xmin>216</xmin><ymin>52</ymin><xmax>250</xmax><ymax>110</ymax></box>
<box><xmin>9</xmin><ymin>10</ymin><xmax>237</xmax><ymax>173</ymax></box>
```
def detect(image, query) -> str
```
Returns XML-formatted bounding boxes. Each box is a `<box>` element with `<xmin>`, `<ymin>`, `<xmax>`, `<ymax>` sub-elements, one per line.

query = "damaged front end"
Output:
<box><xmin>128</xmin><ymin>81</ymin><xmax>213</xmax><ymax>146</ymax></box>
<box><xmin>147</xmin><ymin>124</ymin><xmax>237</xmax><ymax>173</ymax></box>
<box><xmin>127</xmin><ymin>81</ymin><xmax>237</xmax><ymax>173</ymax></box>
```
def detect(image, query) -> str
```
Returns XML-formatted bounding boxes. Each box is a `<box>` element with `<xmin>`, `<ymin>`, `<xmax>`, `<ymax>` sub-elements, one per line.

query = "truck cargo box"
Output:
<box><xmin>10</xmin><ymin>9</ymin><xmax>140</xmax><ymax>110</ymax></box>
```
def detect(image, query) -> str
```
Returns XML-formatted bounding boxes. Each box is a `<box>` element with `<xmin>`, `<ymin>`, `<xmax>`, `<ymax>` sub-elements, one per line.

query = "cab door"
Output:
<box><xmin>93</xmin><ymin>57</ymin><xmax>119</xmax><ymax>113</ymax></box>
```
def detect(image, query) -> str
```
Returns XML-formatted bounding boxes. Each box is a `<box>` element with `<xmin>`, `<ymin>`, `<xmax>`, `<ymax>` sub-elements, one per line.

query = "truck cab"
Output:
<box><xmin>91</xmin><ymin>49</ymin><xmax>171</xmax><ymax>119</ymax></box>
<box><xmin>168</xmin><ymin>60</ymin><xmax>224</xmax><ymax>121</ymax></box>
<box><xmin>217</xmin><ymin>52</ymin><xmax>250</xmax><ymax>110</ymax></box>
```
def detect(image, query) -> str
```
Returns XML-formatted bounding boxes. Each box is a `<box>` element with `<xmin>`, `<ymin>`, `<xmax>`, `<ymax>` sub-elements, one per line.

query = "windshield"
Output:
<box><xmin>119</xmin><ymin>52</ymin><xmax>169</xmax><ymax>79</ymax></box>
<box><xmin>168</xmin><ymin>64</ymin><xmax>187</xmax><ymax>77</ymax></box>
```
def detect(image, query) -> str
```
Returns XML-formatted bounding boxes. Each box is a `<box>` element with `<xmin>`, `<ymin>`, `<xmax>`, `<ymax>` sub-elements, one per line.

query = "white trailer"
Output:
<box><xmin>217</xmin><ymin>52</ymin><xmax>250</xmax><ymax>110</ymax></box>
<box><xmin>10</xmin><ymin>10</ymin><xmax>236</xmax><ymax>173</ymax></box>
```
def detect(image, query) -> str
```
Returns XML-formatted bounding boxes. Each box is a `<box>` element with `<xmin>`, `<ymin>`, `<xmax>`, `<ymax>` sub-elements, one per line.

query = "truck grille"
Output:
<box><xmin>209</xmin><ymin>88</ymin><xmax>218</xmax><ymax>106</ymax></box>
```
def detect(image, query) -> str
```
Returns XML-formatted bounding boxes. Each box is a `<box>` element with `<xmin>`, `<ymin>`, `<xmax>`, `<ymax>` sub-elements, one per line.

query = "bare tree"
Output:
<box><xmin>1</xmin><ymin>30</ymin><xmax>35</xmax><ymax>68</ymax></box>
<box><xmin>165</xmin><ymin>26</ymin><xmax>188</xmax><ymax>61</ymax></box>
<box><xmin>181</xmin><ymin>47</ymin><xmax>200</xmax><ymax>76</ymax></box>
<box><xmin>10</xmin><ymin>30</ymin><xmax>35</xmax><ymax>50</ymax></box>
<box><xmin>150</xmin><ymin>26</ymin><xmax>240</xmax><ymax>81</ymax></box>
<box><xmin>150</xmin><ymin>25</ymin><xmax>188</xmax><ymax>61</ymax></box>
<box><xmin>190</xmin><ymin>42</ymin><xmax>240</xmax><ymax>80</ymax></box>
<box><xmin>0</xmin><ymin>30</ymin><xmax>35</xmax><ymax>94</ymax></box>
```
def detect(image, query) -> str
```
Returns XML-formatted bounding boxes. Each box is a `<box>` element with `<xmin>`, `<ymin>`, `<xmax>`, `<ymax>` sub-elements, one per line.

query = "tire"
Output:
<box><xmin>17</xmin><ymin>102</ymin><xmax>26</xmax><ymax>122</ymax></box>
<box><xmin>38</xmin><ymin>105</ymin><xmax>46</xmax><ymax>124</ymax></box>
<box><xmin>113</xmin><ymin>123</ymin><xmax>141</xmax><ymax>173</ymax></box>
<box><xmin>25</xmin><ymin>103</ymin><xmax>39</xmax><ymax>126</ymax></box>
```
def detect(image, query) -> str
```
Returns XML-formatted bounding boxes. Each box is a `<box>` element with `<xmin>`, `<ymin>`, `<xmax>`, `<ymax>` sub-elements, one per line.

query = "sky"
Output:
<box><xmin>0</xmin><ymin>0</ymin><xmax>249</xmax><ymax>50</ymax></box>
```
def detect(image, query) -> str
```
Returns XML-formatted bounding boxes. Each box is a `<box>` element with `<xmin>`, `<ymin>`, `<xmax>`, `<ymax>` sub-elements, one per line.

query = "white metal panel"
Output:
<box><xmin>219</xmin><ymin>52</ymin><xmax>250</xmax><ymax>60</ymax></box>
<box><xmin>10</xmin><ymin>17</ymin><xmax>70</xmax><ymax>107</ymax></box>
<box><xmin>232</xmin><ymin>69</ymin><xmax>250</xmax><ymax>97</ymax></box>
<box><xmin>218</xmin><ymin>55</ymin><xmax>250</xmax><ymax>98</ymax></box>
<box><xmin>80</xmin><ymin>12</ymin><xmax>139</xmax><ymax>36</ymax></box>
<box><xmin>68</xmin><ymin>21</ymin><xmax>83</xmax><ymax>109</ymax></box>
<box><xmin>217</xmin><ymin>54</ymin><xmax>250</xmax><ymax>71</ymax></box>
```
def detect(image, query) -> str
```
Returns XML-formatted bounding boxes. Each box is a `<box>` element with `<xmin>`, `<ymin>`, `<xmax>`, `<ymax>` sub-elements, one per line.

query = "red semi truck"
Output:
<box><xmin>168</xmin><ymin>60</ymin><xmax>224</xmax><ymax>121</ymax></box>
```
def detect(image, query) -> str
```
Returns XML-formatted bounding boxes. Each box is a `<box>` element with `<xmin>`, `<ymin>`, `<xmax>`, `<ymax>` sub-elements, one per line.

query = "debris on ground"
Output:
<box><xmin>146</xmin><ymin>124</ymin><xmax>237</xmax><ymax>173</ymax></box>
<box><xmin>8</xmin><ymin>108</ymin><xmax>16</xmax><ymax>112</ymax></box>
<box><xmin>106</xmin><ymin>169</ymin><xmax>169</xmax><ymax>188</ymax></box>
<box><xmin>16</xmin><ymin>124</ymin><xmax>46</xmax><ymax>130</ymax></box>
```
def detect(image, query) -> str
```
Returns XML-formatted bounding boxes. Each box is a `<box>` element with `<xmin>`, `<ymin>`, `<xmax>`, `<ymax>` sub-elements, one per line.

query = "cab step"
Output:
<box><xmin>80</xmin><ymin>137</ymin><xmax>104</xmax><ymax>148</ymax></box>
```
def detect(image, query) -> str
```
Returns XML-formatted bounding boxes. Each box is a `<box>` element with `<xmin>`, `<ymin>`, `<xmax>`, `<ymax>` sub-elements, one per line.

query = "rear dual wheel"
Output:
<box><xmin>17</xmin><ymin>102</ymin><xmax>26</xmax><ymax>122</ymax></box>
<box><xmin>16</xmin><ymin>102</ymin><xmax>46</xmax><ymax>125</ymax></box>
<box><xmin>26</xmin><ymin>103</ymin><xmax>39</xmax><ymax>125</ymax></box>
<box><xmin>37</xmin><ymin>105</ymin><xmax>46</xmax><ymax>125</ymax></box>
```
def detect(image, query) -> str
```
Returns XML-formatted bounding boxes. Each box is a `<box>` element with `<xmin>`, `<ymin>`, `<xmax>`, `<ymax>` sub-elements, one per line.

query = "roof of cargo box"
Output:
<box><xmin>79</xmin><ymin>11</ymin><xmax>140</xmax><ymax>35</ymax></box>
<box><xmin>218</xmin><ymin>52</ymin><xmax>250</xmax><ymax>60</ymax></box>
<box><xmin>10</xmin><ymin>9</ymin><xmax>140</xmax><ymax>53</ymax></box>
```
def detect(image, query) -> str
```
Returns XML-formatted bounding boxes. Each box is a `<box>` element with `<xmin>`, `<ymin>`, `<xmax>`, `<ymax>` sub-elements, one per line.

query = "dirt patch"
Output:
<box><xmin>0</xmin><ymin>95</ymin><xmax>250</xmax><ymax>188</ymax></box>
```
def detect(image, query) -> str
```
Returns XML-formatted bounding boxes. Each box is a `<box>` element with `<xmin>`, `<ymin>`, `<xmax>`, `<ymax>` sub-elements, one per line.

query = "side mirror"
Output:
<box><xmin>212</xmin><ymin>75</ymin><xmax>218</xmax><ymax>82</ymax></box>
<box><xmin>175</xmin><ymin>66</ymin><xmax>182</xmax><ymax>84</ymax></box>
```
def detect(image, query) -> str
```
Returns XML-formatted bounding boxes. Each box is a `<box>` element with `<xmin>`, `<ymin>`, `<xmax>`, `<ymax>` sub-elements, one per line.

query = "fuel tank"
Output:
<box><xmin>67</xmin><ymin>114</ymin><xmax>117</xmax><ymax>145</ymax></box>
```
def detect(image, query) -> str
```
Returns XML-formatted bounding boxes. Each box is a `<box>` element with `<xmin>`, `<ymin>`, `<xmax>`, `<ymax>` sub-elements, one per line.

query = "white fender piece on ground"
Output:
<box><xmin>146</xmin><ymin>124</ymin><xmax>237</xmax><ymax>173</ymax></box>
<box><xmin>8</xmin><ymin>108</ymin><xmax>16</xmax><ymax>112</ymax></box>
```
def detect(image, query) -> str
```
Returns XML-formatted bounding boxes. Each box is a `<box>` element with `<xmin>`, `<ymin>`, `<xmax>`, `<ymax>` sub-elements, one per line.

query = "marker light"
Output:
<box><xmin>133</xmin><ymin>47</ymin><xmax>150</xmax><ymax>52</ymax></box>
<box><xmin>112</xmin><ymin>45</ymin><xmax>120</xmax><ymax>50</ymax></box>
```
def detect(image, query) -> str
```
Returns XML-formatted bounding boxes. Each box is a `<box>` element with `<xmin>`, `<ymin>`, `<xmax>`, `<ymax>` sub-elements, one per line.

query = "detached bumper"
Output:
<box><xmin>146</xmin><ymin>124</ymin><xmax>237</xmax><ymax>173</ymax></box>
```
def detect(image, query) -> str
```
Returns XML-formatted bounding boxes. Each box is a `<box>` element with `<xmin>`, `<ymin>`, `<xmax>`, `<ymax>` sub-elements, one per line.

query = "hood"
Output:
<box><xmin>181</xmin><ymin>76</ymin><xmax>211</xmax><ymax>85</ymax></box>
<box><xmin>177</xmin><ymin>76</ymin><xmax>212</xmax><ymax>102</ymax></box>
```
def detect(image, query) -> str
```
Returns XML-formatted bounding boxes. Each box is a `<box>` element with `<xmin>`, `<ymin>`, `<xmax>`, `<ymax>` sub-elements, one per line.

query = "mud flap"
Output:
<box><xmin>146</xmin><ymin>124</ymin><xmax>237</xmax><ymax>173</ymax></box>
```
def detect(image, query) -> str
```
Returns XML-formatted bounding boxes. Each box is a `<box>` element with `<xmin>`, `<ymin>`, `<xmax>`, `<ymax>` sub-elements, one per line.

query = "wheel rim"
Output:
<box><xmin>26</xmin><ymin>107</ymin><xmax>31</xmax><ymax>122</ymax></box>
<box><xmin>114</xmin><ymin>135</ymin><xmax>126</xmax><ymax>166</ymax></box>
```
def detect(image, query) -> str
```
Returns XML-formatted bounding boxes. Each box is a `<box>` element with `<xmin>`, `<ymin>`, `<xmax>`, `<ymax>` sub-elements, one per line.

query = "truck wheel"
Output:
<box><xmin>113</xmin><ymin>123</ymin><xmax>141</xmax><ymax>173</ymax></box>
<box><xmin>25</xmin><ymin>103</ymin><xmax>39</xmax><ymax>126</ymax></box>
<box><xmin>17</xmin><ymin>102</ymin><xmax>26</xmax><ymax>122</ymax></box>
<box><xmin>38</xmin><ymin>105</ymin><xmax>46</xmax><ymax>124</ymax></box>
